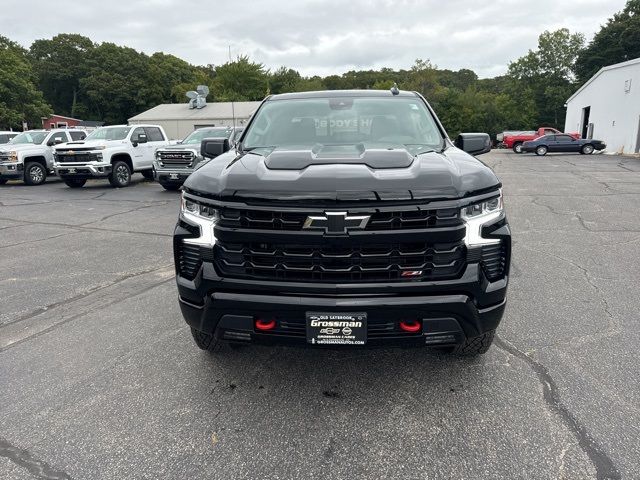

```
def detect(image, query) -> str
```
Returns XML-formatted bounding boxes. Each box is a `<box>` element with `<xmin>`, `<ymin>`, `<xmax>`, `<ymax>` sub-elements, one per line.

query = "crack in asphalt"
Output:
<box><xmin>518</xmin><ymin>244</ymin><xmax>620</xmax><ymax>346</ymax></box>
<box><xmin>494</xmin><ymin>336</ymin><xmax>621</xmax><ymax>480</ymax></box>
<box><xmin>0</xmin><ymin>437</ymin><xmax>72</xmax><ymax>480</ymax></box>
<box><xmin>1</xmin><ymin>264</ymin><xmax>173</xmax><ymax>328</ymax></box>
<box><xmin>0</xmin><ymin>275</ymin><xmax>174</xmax><ymax>353</ymax></box>
<box><xmin>86</xmin><ymin>202</ymin><xmax>169</xmax><ymax>224</ymax></box>
<box><xmin>0</xmin><ymin>216</ymin><xmax>172</xmax><ymax>238</ymax></box>
<box><xmin>0</xmin><ymin>230</ymin><xmax>82</xmax><ymax>250</ymax></box>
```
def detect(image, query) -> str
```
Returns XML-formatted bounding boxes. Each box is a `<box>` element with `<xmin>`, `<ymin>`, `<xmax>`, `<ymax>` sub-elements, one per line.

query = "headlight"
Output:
<box><xmin>462</xmin><ymin>190</ymin><xmax>503</xmax><ymax>246</ymax></box>
<box><xmin>461</xmin><ymin>194</ymin><xmax>502</xmax><ymax>220</ymax></box>
<box><xmin>181</xmin><ymin>193</ymin><xmax>217</xmax><ymax>247</ymax></box>
<box><xmin>93</xmin><ymin>146</ymin><xmax>107</xmax><ymax>150</ymax></box>
<box><xmin>181</xmin><ymin>194</ymin><xmax>218</xmax><ymax>221</ymax></box>
<box><xmin>8</xmin><ymin>151</ymin><xmax>18</xmax><ymax>161</ymax></box>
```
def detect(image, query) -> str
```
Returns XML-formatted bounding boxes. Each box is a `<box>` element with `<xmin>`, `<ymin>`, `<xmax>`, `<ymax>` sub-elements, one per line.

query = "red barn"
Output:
<box><xmin>41</xmin><ymin>114</ymin><xmax>83</xmax><ymax>130</ymax></box>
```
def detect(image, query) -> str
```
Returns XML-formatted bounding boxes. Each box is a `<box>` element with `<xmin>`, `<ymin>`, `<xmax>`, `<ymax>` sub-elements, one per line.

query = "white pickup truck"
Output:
<box><xmin>0</xmin><ymin>129</ymin><xmax>87</xmax><ymax>185</ymax></box>
<box><xmin>54</xmin><ymin>124</ymin><xmax>170</xmax><ymax>188</ymax></box>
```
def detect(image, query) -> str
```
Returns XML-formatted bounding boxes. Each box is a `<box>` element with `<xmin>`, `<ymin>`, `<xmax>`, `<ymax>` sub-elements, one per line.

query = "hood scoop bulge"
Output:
<box><xmin>263</xmin><ymin>144</ymin><xmax>415</xmax><ymax>170</ymax></box>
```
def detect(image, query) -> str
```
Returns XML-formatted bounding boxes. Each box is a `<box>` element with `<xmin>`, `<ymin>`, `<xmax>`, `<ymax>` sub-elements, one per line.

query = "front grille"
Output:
<box><xmin>0</xmin><ymin>153</ymin><xmax>11</xmax><ymax>162</ymax></box>
<box><xmin>56</xmin><ymin>153</ymin><xmax>100</xmax><ymax>163</ymax></box>
<box><xmin>158</xmin><ymin>151</ymin><xmax>194</xmax><ymax>168</ymax></box>
<box><xmin>214</xmin><ymin>241</ymin><xmax>466</xmax><ymax>283</ymax></box>
<box><xmin>218</xmin><ymin>207</ymin><xmax>461</xmax><ymax>231</ymax></box>
<box><xmin>481</xmin><ymin>242</ymin><xmax>507</xmax><ymax>281</ymax></box>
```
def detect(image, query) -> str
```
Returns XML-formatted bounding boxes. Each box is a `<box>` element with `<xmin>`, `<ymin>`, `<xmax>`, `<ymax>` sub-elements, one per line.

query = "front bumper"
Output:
<box><xmin>0</xmin><ymin>162</ymin><xmax>22</xmax><ymax>179</ymax></box>
<box><xmin>153</xmin><ymin>166</ymin><xmax>193</xmax><ymax>185</ymax></box>
<box><xmin>55</xmin><ymin>162</ymin><xmax>112</xmax><ymax>178</ymax></box>
<box><xmin>175</xmin><ymin>221</ymin><xmax>511</xmax><ymax>348</ymax></box>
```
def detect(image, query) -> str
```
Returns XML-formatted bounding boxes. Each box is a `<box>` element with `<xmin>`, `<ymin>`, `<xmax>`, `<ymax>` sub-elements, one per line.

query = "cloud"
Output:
<box><xmin>1</xmin><ymin>0</ymin><xmax>628</xmax><ymax>78</ymax></box>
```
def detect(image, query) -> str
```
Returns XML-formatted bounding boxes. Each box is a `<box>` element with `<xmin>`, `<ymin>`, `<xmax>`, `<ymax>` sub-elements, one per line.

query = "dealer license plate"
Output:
<box><xmin>169</xmin><ymin>173</ymin><xmax>179</xmax><ymax>179</ymax></box>
<box><xmin>306</xmin><ymin>312</ymin><xmax>367</xmax><ymax>345</ymax></box>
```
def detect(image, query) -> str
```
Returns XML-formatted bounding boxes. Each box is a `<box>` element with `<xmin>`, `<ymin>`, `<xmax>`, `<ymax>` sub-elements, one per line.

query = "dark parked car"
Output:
<box><xmin>522</xmin><ymin>134</ymin><xmax>606</xmax><ymax>156</ymax></box>
<box><xmin>175</xmin><ymin>89</ymin><xmax>511</xmax><ymax>356</ymax></box>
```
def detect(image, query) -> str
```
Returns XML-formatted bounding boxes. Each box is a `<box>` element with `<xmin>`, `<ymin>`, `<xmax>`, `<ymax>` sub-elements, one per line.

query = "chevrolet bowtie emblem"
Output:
<box><xmin>303</xmin><ymin>212</ymin><xmax>370</xmax><ymax>234</ymax></box>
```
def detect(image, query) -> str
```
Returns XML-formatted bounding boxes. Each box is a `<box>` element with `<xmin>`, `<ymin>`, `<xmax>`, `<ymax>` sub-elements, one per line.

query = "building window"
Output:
<box><xmin>57</xmin><ymin>122</ymin><xmax>68</xmax><ymax>128</ymax></box>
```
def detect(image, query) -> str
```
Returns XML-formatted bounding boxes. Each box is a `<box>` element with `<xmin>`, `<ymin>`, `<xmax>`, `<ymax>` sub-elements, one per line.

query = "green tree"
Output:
<box><xmin>212</xmin><ymin>55</ymin><xmax>268</xmax><ymax>101</ymax></box>
<box><xmin>80</xmin><ymin>43</ymin><xmax>157</xmax><ymax>124</ymax></box>
<box><xmin>269</xmin><ymin>67</ymin><xmax>302</xmax><ymax>94</ymax></box>
<box><xmin>29</xmin><ymin>34</ymin><xmax>94</xmax><ymax>117</ymax></box>
<box><xmin>148</xmin><ymin>52</ymin><xmax>202</xmax><ymax>102</ymax></box>
<box><xmin>575</xmin><ymin>0</ymin><xmax>640</xmax><ymax>82</ymax></box>
<box><xmin>508</xmin><ymin>29</ymin><xmax>585</xmax><ymax>127</ymax></box>
<box><xmin>0</xmin><ymin>37</ymin><xmax>51</xmax><ymax>129</ymax></box>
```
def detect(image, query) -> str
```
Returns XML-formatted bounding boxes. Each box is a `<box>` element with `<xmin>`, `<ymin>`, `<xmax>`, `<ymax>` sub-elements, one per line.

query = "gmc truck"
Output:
<box><xmin>54</xmin><ymin>124</ymin><xmax>170</xmax><ymax>188</ymax></box>
<box><xmin>153</xmin><ymin>126</ymin><xmax>243</xmax><ymax>191</ymax></box>
<box><xmin>0</xmin><ymin>129</ymin><xmax>87</xmax><ymax>185</ymax></box>
<box><xmin>504</xmin><ymin>127</ymin><xmax>580</xmax><ymax>153</ymax></box>
<box><xmin>175</xmin><ymin>90</ymin><xmax>511</xmax><ymax>356</ymax></box>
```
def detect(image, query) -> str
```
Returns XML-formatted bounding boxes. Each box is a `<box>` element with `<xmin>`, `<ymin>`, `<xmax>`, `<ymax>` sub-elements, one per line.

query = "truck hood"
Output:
<box><xmin>184</xmin><ymin>145</ymin><xmax>500</xmax><ymax>201</ymax></box>
<box><xmin>58</xmin><ymin>139</ymin><xmax>127</xmax><ymax>150</ymax></box>
<box><xmin>0</xmin><ymin>143</ymin><xmax>48</xmax><ymax>153</ymax></box>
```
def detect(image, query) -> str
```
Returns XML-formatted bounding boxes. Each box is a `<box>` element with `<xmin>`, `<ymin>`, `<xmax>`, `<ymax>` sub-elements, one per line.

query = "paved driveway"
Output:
<box><xmin>1</xmin><ymin>151</ymin><xmax>638</xmax><ymax>479</ymax></box>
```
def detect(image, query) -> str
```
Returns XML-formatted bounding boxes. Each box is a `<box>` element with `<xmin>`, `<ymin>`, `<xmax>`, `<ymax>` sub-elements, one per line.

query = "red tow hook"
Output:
<box><xmin>399</xmin><ymin>320</ymin><xmax>422</xmax><ymax>333</ymax></box>
<box><xmin>255</xmin><ymin>319</ymin><xmax>276</xmax><ymax>331</ymax></box>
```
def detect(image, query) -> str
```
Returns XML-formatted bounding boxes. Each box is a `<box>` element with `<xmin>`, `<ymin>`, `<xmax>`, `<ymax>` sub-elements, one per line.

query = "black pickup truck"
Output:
<box><xmin>174</xmin><ymin>89</ymin><xmax>510</xmax><ymax>356</ymax></box>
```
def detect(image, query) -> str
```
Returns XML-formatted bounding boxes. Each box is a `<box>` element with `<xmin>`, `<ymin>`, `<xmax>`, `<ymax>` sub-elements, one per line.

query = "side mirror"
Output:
<box><xmin>201</xmin><ymin>138</ymin><xmax>230</xmax><ymax>159</ymax></box>
<box><xmin>455</xmin><ymin>133</ymin><xmax>491</xmax><ymax>156</ymax></box>
<box><xmin>54</xmin><ymin>138</ymin><xmax>63</xmax><ymax>145</ymax></box>
<box><xmin>137</xmin><ymin>133</ymin><xmax>148</xmax><ymax>144</ymax></box>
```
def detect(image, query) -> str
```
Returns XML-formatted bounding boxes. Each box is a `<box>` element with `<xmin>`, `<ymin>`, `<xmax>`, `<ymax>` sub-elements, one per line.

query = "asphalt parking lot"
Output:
<box><xmin>1</xmin><ymin>149</ymin><xmax>639</xmax><ymax>479</ymax></box>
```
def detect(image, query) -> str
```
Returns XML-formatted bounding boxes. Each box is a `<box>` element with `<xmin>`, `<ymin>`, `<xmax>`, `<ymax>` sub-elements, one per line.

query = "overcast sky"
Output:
<box><xmin>3</xmin><ymin>0</ymin><xmax>627</xmax><ymax>78</ymax></box>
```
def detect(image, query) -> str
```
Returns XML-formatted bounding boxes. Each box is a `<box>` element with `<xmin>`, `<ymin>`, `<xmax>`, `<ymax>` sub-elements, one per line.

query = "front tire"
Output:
<box><xmin>24</xmin><ymin>162</ymin><xmax>47</xmax><ymax>185</ymax></box>
<box><xmin>535</xmin><ymin>145</ymin><xmax>548</xmax><ymax>156</ymax></box>
<box><xmin>513</xmin><ymin>142</ymin><xmax>523</xmax><ymax>154</ymax></box>
<box><xmin>190</xmin><ymin>328</ymin><xmax>221</xmax><ymax>352</ymax></box>
<box><xmin>108</xmin><ymin>161</ymin><xmax>131</xmax><ymax>188</ymax></box>
<box><xmin>141</xmin><ymin>169</ymin><xmax>154</xmax><ymax>180</ymax></box>
<box><xmin>452</xmin><ymin>330</ymin><xmax>495</xmax><ymax>356</ymax></box>
<box><xmin>64</xmin><ymin>178</ymin><xmax>87</xmax><ymax>188</ymax></box>
<box><xmin>581</xmin><ymin>144</ymin><xmax>594</xmax><ymax>155</ymax></box>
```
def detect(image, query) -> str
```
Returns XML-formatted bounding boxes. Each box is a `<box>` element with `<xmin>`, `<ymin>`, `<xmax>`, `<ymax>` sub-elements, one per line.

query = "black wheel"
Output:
<box><xmin>64</xmin><ymin>178</ymin><xmax>87</xmax><ymax>188</ymax></box>
<box><xmin>535</xmin><ymin>145</ymin><xmax>548</xmax><ymax>156</ymax></box>
<box><xmin>581</xmin><ymin>144</ymin><xmax>594</xmax><ymax>155</ymax></box>
<box><xmin>452</xmin><ymin>330</ymin><xmax>495</xmax><ymax>356</ymax></box>
<box><xmin>190</xmin><ymin>328</ymin><xmax>221</xmax><ymax>352</ymax></box>
<box><xmin>512</xmin><ymin>142</ymin><xmax>523</xmax><ymax>154</ymax></box>
<box><xmin>141</xmin><ymin>169</ymin><xmax>154</xmax><ymax>180</ymax></box>
<box><xmin>161</xmin><ymin>183</ymin><xmax>181</xmax><ymax>191</ymax></box>
<box><xmin>0</xmin><ymin>178</ymin><xmax>7</xmax><ymax>185</ymax></box>
<box><xmin>24</xmin><ymin>162</ymin><xmax>47</xmax><ymax>185</ymax></box>
<box><xmin>108</xmin><ymin>161</ymin><xmax>131</xmax><ymax>188</ymax></box>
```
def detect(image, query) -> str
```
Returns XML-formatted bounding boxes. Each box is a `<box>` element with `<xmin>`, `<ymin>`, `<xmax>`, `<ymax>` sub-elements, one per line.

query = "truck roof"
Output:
<box><xmin>268</xmin><ymin>89</ymin><xmax>418</xmax><ymax>101</ymax></box>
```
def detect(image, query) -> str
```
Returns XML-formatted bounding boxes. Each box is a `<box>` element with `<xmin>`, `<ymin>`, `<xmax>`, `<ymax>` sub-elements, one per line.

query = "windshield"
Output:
<box><xmin>182</xmin><ymin>128</ymin><xmax>232</xmax><ymax>145</ymax></box>
<box><xmin>9</xmin><ymin>132</ymin><xmax>48</xmax><ymax>145</ymax></box>
<box><xmin>243</xmin><ymin>96</ymin><xmax>444</xmax><ymax>154</ymax></box>
<box><xmin>85</xmin><ymin>127</ymin><xmax>131</xmax><ymax>141</ymax></box>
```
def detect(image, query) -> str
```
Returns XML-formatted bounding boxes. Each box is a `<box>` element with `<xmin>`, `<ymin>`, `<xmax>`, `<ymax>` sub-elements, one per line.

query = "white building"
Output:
<box><xmin>128</xmin><ymin>101</ymin><xmax>262</xmax><ymax>140</ymax></box>
<box><xmin>565</xmin><ymin>57</ymin><xmax>640</xmax><ymax>154</ymax></box>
